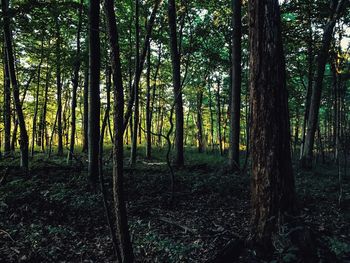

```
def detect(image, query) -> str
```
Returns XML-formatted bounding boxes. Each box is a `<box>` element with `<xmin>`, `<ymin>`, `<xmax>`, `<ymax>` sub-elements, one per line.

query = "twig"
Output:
<box><xmin>158</xmin><ymin>217</ymin><xmax>197</xmax><ymax>234</ymax></box>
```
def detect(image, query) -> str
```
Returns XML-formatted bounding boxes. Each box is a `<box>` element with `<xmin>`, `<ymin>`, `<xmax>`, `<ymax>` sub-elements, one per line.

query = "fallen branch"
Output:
<box><xmin>158</xmin><ymin>217</ymin><xmax>197</xmax><ymax>234</ymax></box>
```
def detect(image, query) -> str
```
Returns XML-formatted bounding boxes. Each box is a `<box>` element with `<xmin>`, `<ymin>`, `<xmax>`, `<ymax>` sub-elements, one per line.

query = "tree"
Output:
<box><xmin>68</xmin><ymin>0</ymin><xmax>83</xmax><ymax>162</ymax></box>
<box><xmin>248</xmin><ymin>0</ymin><xmax>296</xmax><ymax>248</ymax></box>
<box><xmin>130</xmin><ymin>0</ymin><xmax>140</xmax><ymax>165</ymax></box>
<box><xmin>229</xmin><ymin>0</ymin><xmax>242</xmax><ymax>170</ymax></box>
<box><xmin>104</xmin><ymin>0</ymin><xmax>134</xmax><ymax>261</ymax></box>
<box><xmin>300</xmin><ymin>0</ymin><xmax>349</xmax><ymax>168</ymax></box>
<box><xmin>3</xmin><ymin>41</ymin><xmax>11</xmax><ymax>155</ymax></box>
<box><xmin>2</xmin><ymin>0</ymin><xmax>29</xmax><ymax>170</ymax></box>
<box><xmin>88</xmin><ymin>0</ymin><xmax>101</xmax><ymax>185</ymax></box>
<box><xmin>55</xmin><ymin>15</ymin><xmax>63</xmax><ymax>156</ymax></box>
<box><xmin>168</xmin><ymin>0</ymin><xmax>184</xmax><ymax>166</ymax></box>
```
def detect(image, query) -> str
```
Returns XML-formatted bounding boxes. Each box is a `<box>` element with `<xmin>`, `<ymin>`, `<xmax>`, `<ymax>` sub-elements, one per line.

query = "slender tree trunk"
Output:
<box><xmin>3</xmin><ymin>42</ymin><xmax>11</xmax><ymax>155</ymax></box>
<box><xmin>196</xmin><ymin>90</ymin><xmax>204</xmax><ymax>153</ymax></box>
<box><xmin>249</xmin><ymin>0</ymin><xmax>296</xmax><ymax>249</ymax></box>
<box><xmin>82</xmin><ymin>65</ymin><xmax>89</xmax><ymax>152</ymax></box>
<box><xmin>88</xmin><ymin>0</ymin><xmax>101</xmax><ymax>185</ymax></box>
<box><xmin>216</xmin><ymin>80</ymin><xmax>223</xmax><ymax>156</ymax></box>
<box><xmin>300</xmin><ymin>6</ymin><xmax>314</xmax><ymax>158</ymax></box>
<box><xmin>2</xmin><ymin>0</ymin><xmax>29</xmax><ymax>170</ymax></box>
<box><xmin>55</xmin><ymin>16</ymin><xmax>63</xmax><ymax>156</ymax></box>
<box><xmin>145</xmin><ymin>42</ymin><xmax>152</xmax><ymax>159</ymax></box>
<box><xmin>168</xmin><ymin>0</ymin><xmax>184</xmax><ymax>166</ymax></box>
<box><xmin>68</xmin><ymin>0</ymin><xmax>83</xmax><ymax>162</ymax></box>
<box><xmin>130</xmin><ymin>0</ymin><xmax>140</xmax><ymax>165</ymax></box>
<box><xmin>301</xmin><ymin>0</ymin><xmax>348</xmax><ymax>168</ymax></box>
<box><xmin>229</xmin><ymin>0</ymin><xmax>242</xmax><ymax>170</ymax></box>
<box><xmin>40</xmin><ymin>66</ymin><xmax>51</xmax><ymax>152</ymax></box>
<box><xmin>208</xmin><ymin>82</ymin><xmax>215</xmax><ymax>151</ymax></box>
<box><xmin>104</xmin><ymin>0</ymin><xmax>134</xmax><ymax>261</ymax></box>
<box><xmin>31</xmin><ymin>35</ymin><xmax>44</xmax><ymax>156</ymax></box>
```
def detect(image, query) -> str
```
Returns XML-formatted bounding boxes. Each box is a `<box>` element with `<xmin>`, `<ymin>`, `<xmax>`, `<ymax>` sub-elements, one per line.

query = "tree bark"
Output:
<box><xmin>68</xmin><ymin>0</ymin><xmax>83</xmax><ymax>162</ymax></box>
<box><xmin>88</xmin><ymin>0</ymin><xmax>101</xmax><ymax>185</ymax></box>
<box><xmin>104</xmin><ymin>0</ymin><xmax>134</xmax><ymax>261</ymax></box>
<box><xmin>3</xmin><ymin>42</ymin><xmax>11</xmax><ymax>155</ymax></box>
<box><xmin>168</xmin><ymin>0</ymin><xmax>184</xmax><ymax>166</ymax></box>
<box><xmin>229</xmin><ymin>0</ymin><xmax>242</xmax><ymax>170</ymax></box>
<box><xmin>145</xmin><ymin>42</ymin><xmax>152</xmax><ymax>159</ymax></box>
<box><xmin>130</xmin><ymin>0</ymin><xmax>140</xmax><ymax>165</ymax></box>
<box><xmin>216</xmin><ymin>80</ymin><xmax>223</xmax><ymax>156</ymax></box>
<box><xmin>196</xmin><ymin>90</ymin><xmax>204</xmax><ymax>153</ymax></box>
<box><xmin>249</xmin><ymin>0</ymin><xmax>296</xmax><ymax>248</ymax></box>
<box><xmin>2</xmin><ymin>0</ymin><xmax>29</xmax><ymax>170</ymax></box>
<box><xmin>31</xmin><ymin>34</ymin><xmax>44</xmax><ymax>156</ymax></box>
<box><xmin>82</xmin><ymin>64</ymin><xmax>89</xmax><ymax>152</ymax></box>
<box><xmin>55</xmin><ymin>16</ymin><xmax>63</xmax><ymax>156</ymax></box>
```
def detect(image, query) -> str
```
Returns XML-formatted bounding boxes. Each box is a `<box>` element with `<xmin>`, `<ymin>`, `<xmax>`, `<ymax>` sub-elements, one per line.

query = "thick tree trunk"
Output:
<box><xmin>168</xmin><ymin>0</ymin><xmax>184</xmax><ymax>166</ymax></box>
<box><xmin>2</xmin><ymin>0</ymin><xmax>29</xmax><ymax>170</ymax></box>
<box><xmin>229</xmin><ymin>0</ymin><xmax>242</xmax><ymax>170</ymax></box>
<box><xmin>249</xmin><ymin>0</ymin><xmax>296</xmax><ymax>248</ymax></box>
<box><xmin>88</xmin><ymin>0</ymin><xmax>101</xmax><ymax>185</ymax></box>
<box><xmin>68</xmin><ymin>0</ymin><xmax>83</xmax><ymax>162</ymax></box>
<box><xmin>300</xmin><ymin>0</ymin><xmax>348</xmax><ymax>168</ymax></box>
<box><xmin>3</xmin><ymin>42</ymin><xmax>11</xmax><ymax>154</ymax></box>
<box><xmin>104</xmin><ymin>0</ymin><xmax>134</xmax><ymax>261</ymax></box>
<box><xmin>208</xmin><ymin>82</ymin><xmax>215</xmax><ymax>151</ymax></box>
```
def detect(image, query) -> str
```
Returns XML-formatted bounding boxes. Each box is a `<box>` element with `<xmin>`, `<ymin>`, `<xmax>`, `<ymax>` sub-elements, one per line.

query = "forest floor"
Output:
<box><xmin>0</xmin><ymin>147</ymin><xmax>349</xmax><ymax>263</ymax></box>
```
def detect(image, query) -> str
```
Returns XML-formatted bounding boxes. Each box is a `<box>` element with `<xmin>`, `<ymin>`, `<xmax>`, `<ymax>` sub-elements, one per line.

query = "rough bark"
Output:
<box><xmin>249</xmin><ymin>0</ymin><xmax>296</xmax><ymax>248</ymax></box>
<box><xmin>229</xmin><ymin>0</ymin><xmax>242</xmax><ymax>170</ymax></box>
<box><xmin>168</xmin><ymin>0</ymin><xmax>184</xmax><ymax>166</ymax></box>
<box><xmin>104</xmin><ymin>0</ymin><xmax>134</xmax><ymax>261</ymax></box>
<box><xmin>88</xmin><ymin>0</ymin><xmax>101</xmax><ymax>185</ymax></box>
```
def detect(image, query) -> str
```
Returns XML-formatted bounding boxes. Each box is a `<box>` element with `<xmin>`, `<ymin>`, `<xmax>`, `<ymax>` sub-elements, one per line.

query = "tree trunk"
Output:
<box><xmin>130</xmin><ymin>0</ymin><xmax>140</xmax><ymax>165</ymax></box>
<box><xmin>104</xmin><ymin>0</ymin><xmax>134</xmax><ymax>261</ymax></box>
<box><xmin>249</xmin><ymin>0</ymin><xmax>296</xmax><ymax>248</ymax></box>
<box><xmin>82</xmin><ymin>64</ymin><xmax>89</xmax><ymax>152</ymax></box>
<box><xmin>2</xmin><ymin>0</ymin><xmax>29</xmax><ymax>170</ymax></box>
<box><xmin>88</xmin><ymin>0</ymin><xmax>101</xmax><ymax>185</ymax></box>
<box><xmin>216</xmin><ymin>80</ymin><xmax>223</xmax><ymax>156</ymax></box>
<box><xmin>31</xmin><ymin>34</ymin><xmax>44</xmax><ymax>156</ymax></box>
<box><xmin>168</xmin><ymin>0</ymin><xmax>184</xmax><ymax>166</ymax></box>
<box><xmin>55</xmin><ymin>16</ymin><xmax>63</xmax><ymax>156</ymax></box>
<box><xmin>3</xmin><ymin>42</ymin><xmax>11</xmax><ymax>155</ymax></box>
<box><xmin>68</xmin><ymin>0</ymin><xmax>83</xmax><ymax>162</ymax></box>
<box><xmin>229</xmin><ymin>0</ymin><xmax>242</xmax><ymax>170</ymax></box>
<box><xmin>145</xmin><ymin>42</ymin><xmax>152</xmax><ymax>159</ymax></box>
<box><xmin>39</xmin><ymin>65</ymin><xmax>51</xmax><ymax>152</ymax></box>
<box><xmin>300</xmin><ymin>0</ymin><xmax>348</xmax><ymax>168</ymax></box>
<box><xmin>196</xmin><ymin>90</ymin><xmax>204</xmax><ymax>153</ymax></box>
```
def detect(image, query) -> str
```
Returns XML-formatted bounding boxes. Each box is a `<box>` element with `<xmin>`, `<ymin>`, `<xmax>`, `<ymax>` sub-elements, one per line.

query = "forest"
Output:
<box><xmin>0</xmin><ymin>0</ymin><xmax>349</xmax><ymax>262</ymax></box>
